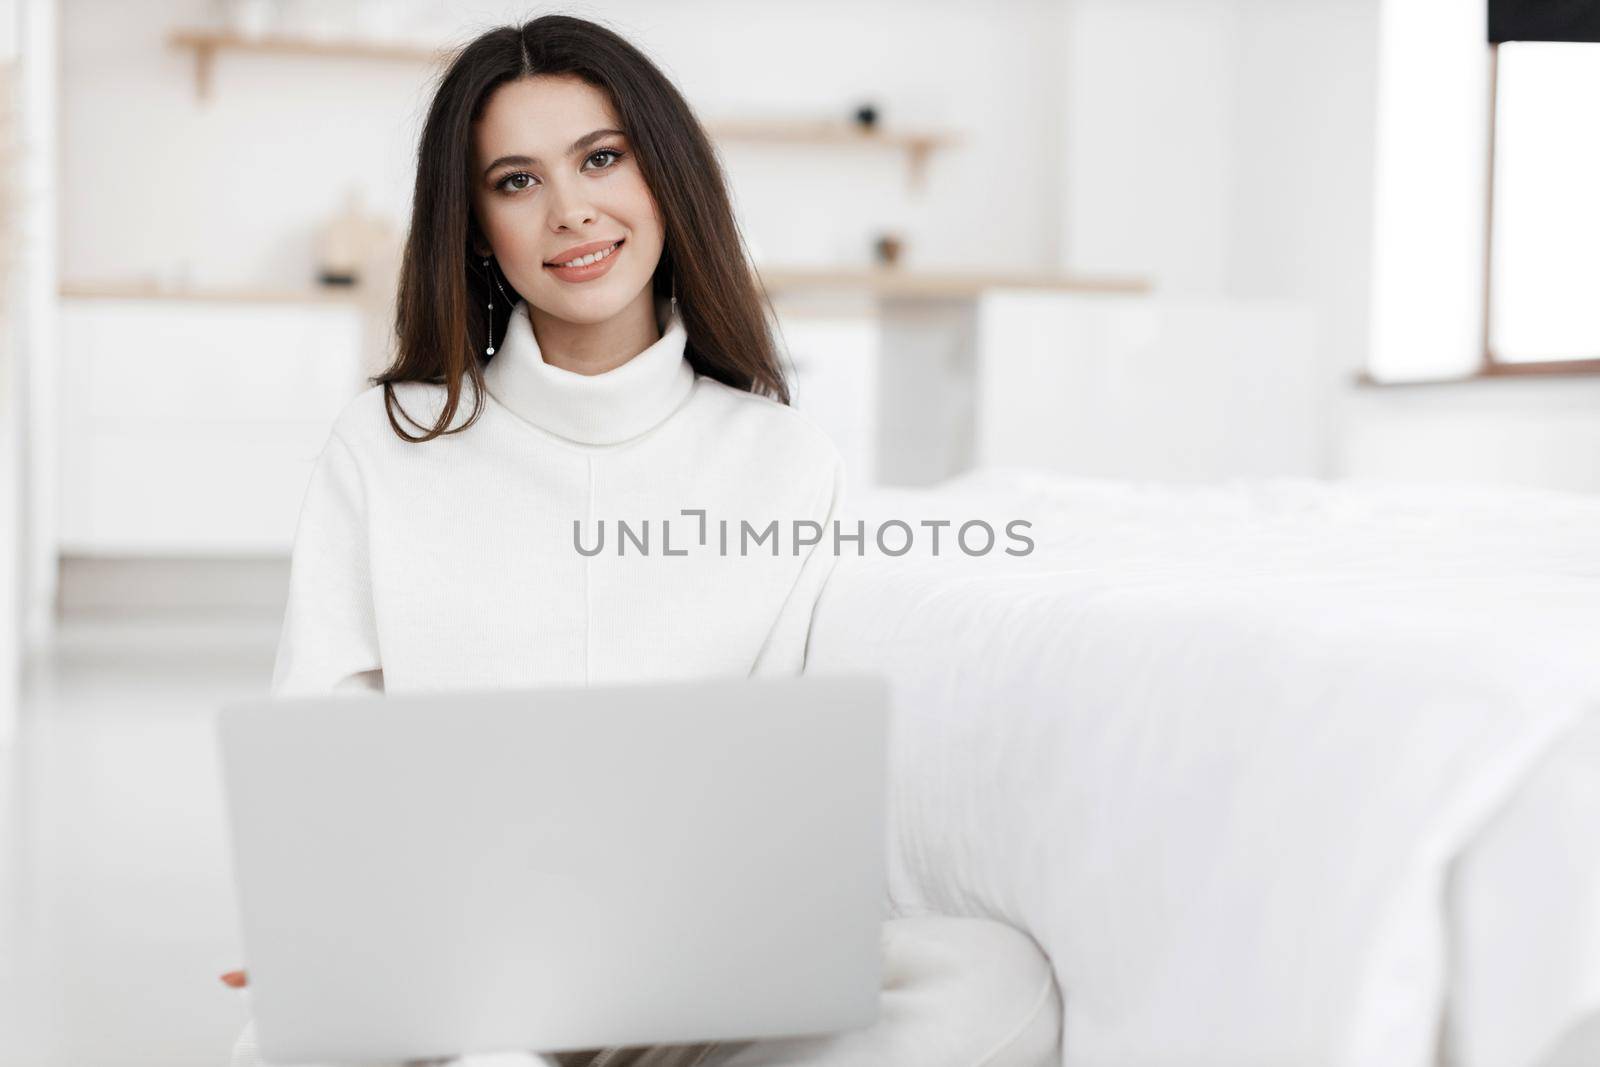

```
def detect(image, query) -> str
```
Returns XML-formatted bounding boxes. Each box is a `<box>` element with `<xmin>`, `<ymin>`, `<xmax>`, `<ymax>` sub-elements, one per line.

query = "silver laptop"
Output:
<box><xmin>216</xmin><ymin>672</ymin><xmax>888</xmax><ymax>1063</ymax></box>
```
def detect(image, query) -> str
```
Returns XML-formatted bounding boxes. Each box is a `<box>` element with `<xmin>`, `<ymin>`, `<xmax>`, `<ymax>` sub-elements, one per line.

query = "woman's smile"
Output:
<box><xmin>544</xmin><ymin>237</ymin><xmax>625</xmax><ymax>283</ymax></box>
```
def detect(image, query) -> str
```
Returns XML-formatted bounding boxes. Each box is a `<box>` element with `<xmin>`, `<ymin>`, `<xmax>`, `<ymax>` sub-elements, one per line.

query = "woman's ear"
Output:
<box><xmin>467</xmin><ymin>218</ymin><xmax>492</xmax><ymax>260</ymax></box>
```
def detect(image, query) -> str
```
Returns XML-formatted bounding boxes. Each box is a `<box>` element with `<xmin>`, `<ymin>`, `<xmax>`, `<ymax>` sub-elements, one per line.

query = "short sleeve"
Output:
<box><xmin>271</xmin><ymin>431</ymin><xmax>384</xmax><ymax>698</ymax></box>
<box><xmin>749</xmin><ymin>452</ymin><xmax>848</xmax><ymax>678</ymax></box>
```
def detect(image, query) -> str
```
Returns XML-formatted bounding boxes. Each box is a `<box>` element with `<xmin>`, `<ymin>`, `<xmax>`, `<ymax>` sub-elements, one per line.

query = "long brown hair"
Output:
<box><xmin>377</xmin><ymin>15</ymin><xmax>791</xmax><ymax>443</ymax></box>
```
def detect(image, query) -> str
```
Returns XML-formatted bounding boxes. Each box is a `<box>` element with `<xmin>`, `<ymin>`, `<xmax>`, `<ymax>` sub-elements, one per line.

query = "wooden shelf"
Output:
<box><xmin>60</xmin><ymin>280</ymin><xmax>369</xmax><ymax>305</ymax></box>
<box><xmin>165</xmin><ymin>29</ymin><xmax>959</xmax><ymax>188</ymax></box>
<box><xmin>706</xmin><ymin>119</ymin><xmax>960</xmax><ymax>190</ymax></box>
<box><xmin>755</xmin><ymin>266</ymin><xmax>1149</xmax><ymax>299</ymax></box>
<box><xmin>167</xmin><ymin>29</ymin><xmax>449</xmax><ymax>100</ymax></box>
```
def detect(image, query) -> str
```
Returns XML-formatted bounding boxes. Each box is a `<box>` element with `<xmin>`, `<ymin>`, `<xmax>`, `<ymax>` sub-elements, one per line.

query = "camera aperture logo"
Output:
<box><xmin>572</xmin><ymin>509</ymin><xmax>1035</xmax><ymax>558</ymax></box>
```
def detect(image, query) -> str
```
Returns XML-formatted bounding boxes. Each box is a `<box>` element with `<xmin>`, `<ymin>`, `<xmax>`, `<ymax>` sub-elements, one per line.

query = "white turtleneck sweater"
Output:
<box><xmin>271</xmin><ymin>296</ymin><xmax>846</xmax><ymax>698</ymax></box>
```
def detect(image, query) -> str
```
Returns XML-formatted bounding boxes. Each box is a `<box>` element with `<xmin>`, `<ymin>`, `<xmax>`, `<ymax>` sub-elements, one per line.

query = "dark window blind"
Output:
<box><xmin>1490</xmin><ymin>0</ymin><xmax>1600</xmax><ymax>43</ymax></box>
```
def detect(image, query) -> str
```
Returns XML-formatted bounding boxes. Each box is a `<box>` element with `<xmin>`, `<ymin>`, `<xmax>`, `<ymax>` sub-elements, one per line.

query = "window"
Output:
<box><xmin>1484</xmin><ymin>5</ymin><xmax>1600</xmax><ymax>373</ymax></box>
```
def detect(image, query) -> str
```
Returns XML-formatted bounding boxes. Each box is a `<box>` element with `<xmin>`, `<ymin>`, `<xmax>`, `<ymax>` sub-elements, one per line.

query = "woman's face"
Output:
<box><xmin>470</xmin><ymin>75</ymin><xmax>664</xmax><ymax>327</ymax></box>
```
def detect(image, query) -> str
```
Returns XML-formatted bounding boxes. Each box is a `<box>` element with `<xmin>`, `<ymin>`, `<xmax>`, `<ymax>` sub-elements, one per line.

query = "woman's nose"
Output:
<box><xmin>545</xmin><ymin>180</ymin><xmax>597</xmax><ymax>232</ymax></box>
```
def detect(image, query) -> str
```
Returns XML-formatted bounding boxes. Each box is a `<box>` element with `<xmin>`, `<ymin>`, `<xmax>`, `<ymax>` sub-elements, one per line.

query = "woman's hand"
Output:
<box><xmin>220</xmin><ymin>970</ymin><xmax>248</xmax><ymax>989</ymax></box>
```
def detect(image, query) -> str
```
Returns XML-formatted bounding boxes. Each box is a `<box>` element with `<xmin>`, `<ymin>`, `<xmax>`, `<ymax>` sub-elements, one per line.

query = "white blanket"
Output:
<box><xmin>805</xmin><ymin>469</ymin><xmax>1600</xmax><ymax>1067</ymax></box>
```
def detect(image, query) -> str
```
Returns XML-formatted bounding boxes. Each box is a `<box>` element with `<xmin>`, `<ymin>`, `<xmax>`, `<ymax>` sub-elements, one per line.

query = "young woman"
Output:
<box><xmin>226</xmin><ymin>15</ymin><xmax>1060</xmax><ymax>1067</ymax></box>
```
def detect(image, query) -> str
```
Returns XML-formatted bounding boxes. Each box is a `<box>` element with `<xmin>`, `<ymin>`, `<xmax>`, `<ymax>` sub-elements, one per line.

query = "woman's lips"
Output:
<box><xmin>544</xmin><ymin>239</ymin><xmax>624</xmax><ymax>283</ymax></box>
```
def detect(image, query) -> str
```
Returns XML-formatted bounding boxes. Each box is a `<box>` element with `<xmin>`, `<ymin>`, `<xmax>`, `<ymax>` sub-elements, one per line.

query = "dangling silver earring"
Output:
<box><xmin>482</xmin><ymin>255</ymin><xmax>517</xmax><ymax>358</ymax></box>
<box><xmin>482</xmin><ymin>256</ymin><xmax>496</xmax><ymax>356</ymax></box>
<box><xmin>670</xmin><ymin>274</ymin><xmax>678</xmax><ymax>317</ymax></box>
<box><xmin>491</xmin><ymin>263</ymin><xmax>514</xmax><ymax>307</ymax></box>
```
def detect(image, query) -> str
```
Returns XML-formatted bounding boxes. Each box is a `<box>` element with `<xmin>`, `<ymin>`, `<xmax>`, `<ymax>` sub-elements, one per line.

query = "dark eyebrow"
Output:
<box><xmin>482</xmin><ymin>128</ymin><xmax>627</xmax><ymax>178</ymax></box>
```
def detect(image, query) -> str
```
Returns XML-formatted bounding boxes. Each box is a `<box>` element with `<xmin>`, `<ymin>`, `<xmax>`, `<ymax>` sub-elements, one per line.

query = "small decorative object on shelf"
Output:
<box><xmin>315</xmin><ymin>187</ymin><xmax>394</xmax><ymax>288</ymax></box>
<box><xmin>873</xmin><ymin>232</ymin><xmax>904</xmax><ymax>268</ymax></box>
<box><xmin>853</xmin><ymin>103</ymin><xmax>879</xmax><ymax>131</ymax></box>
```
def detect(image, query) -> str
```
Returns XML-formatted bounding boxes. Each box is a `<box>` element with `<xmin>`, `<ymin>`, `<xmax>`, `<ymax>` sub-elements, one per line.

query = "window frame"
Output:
<box><xmin>1478</xmin><ymin>42</ymin><xmax>1600</xmax><ymax>379</ymax></box>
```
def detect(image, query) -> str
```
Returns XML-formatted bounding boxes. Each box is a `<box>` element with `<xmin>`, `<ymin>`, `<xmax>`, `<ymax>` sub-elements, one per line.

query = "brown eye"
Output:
<box><xmin>498</xmin><ymin>172</ymin><xmax>534</xmax><ymax>193</ymax></box>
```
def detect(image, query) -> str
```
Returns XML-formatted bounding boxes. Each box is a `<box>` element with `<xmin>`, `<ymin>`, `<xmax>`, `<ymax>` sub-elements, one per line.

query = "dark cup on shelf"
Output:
<box><xmin>873</xmin><ymin>233</ymin><xmax>903</xmax><ymax>267</ymax></box>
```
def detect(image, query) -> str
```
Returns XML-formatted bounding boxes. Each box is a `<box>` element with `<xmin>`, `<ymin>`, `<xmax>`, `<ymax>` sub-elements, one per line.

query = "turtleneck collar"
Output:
<box><xmin>482</xmin><ymin>294</ymin><xmax>696</xmax><ymax>445</ymax></box>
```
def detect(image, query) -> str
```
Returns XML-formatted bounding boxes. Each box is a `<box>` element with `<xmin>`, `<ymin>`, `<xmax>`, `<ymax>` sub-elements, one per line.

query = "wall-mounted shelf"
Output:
<box><xmin>706</xmin><ymin>119</ymin><xmax>960</xmax><ymax>191</ymax></box>
<box><xmin>756</xmin><ymin>266</ymin><xmax>1149</xmax><ymax>299</ymax></box>
<box><xmin>167</xmin><ymin>29</ymin><xmax>448</xmax><ymax>100</ymax></box>
<box><xmin>165</xmin><ymin>29</ymin><xmax>960</xmax><ymax>189</ymax></box>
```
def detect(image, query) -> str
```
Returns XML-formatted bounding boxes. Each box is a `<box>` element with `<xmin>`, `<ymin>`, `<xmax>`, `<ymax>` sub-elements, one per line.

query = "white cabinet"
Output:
<box><xmin>58</xmin><ymin>298</ymin><xmax>366</xmax><ymax>555</ymax></box>
<box><xmin>772</xmin><ymin>305</ymin><xmax>880</xmax><ymax>490</ymax></box>
<box><xmin>974</xmin><ymin>291</ymin><xmax>1322</xmax><ymax>483</ymax></box>
<box><xmin>56</xmin><ymin>297</ymin><xmax>886</xmax><ymax>554</ymax></box>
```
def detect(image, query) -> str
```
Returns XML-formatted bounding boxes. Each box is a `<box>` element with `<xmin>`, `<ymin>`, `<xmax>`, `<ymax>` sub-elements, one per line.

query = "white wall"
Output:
<box><xmin>1061</xmin><ymin>0</ymin><xmax>1600</xmax><ymax>495</ymax></box>
<box><xmin>1061</xmin><ymin>0</ymin><xmax>1242</xmax><ymax>295</ymax></box>
<box><xmin>1225</xmin><ymin>0</ymin><xmax>1380</xmax><ymax>479</ymax></box>
<box><xmin>1061</xmin><ymin>0</ymin><xmax>1380</xmax><ymax>479</ymax></box>
<box><xmin>1340</xmin><ymin>377</ymin><xmax>1600</xmax><ymax>495</ymax></box>
<box><xmin>976</xmin><ymin>291</ymin><xmax>1320</xmax><ymax>483</ymax></box>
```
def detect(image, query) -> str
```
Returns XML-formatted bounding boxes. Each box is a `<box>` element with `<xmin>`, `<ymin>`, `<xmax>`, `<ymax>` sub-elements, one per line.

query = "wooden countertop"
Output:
<box><xmin>59</xmin><ymin>280</ymin><xmax>371</xmax><ymax>305</ymax></box>
<box><xmin>756</xmin><ymin>266</ymin><xmax>1148</xmax><ymax>297</ymax></box>
<box><xmin>62</xmin><ymin>267</ymin><xmax>1148</xmax><ymax>306</ymax></box>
